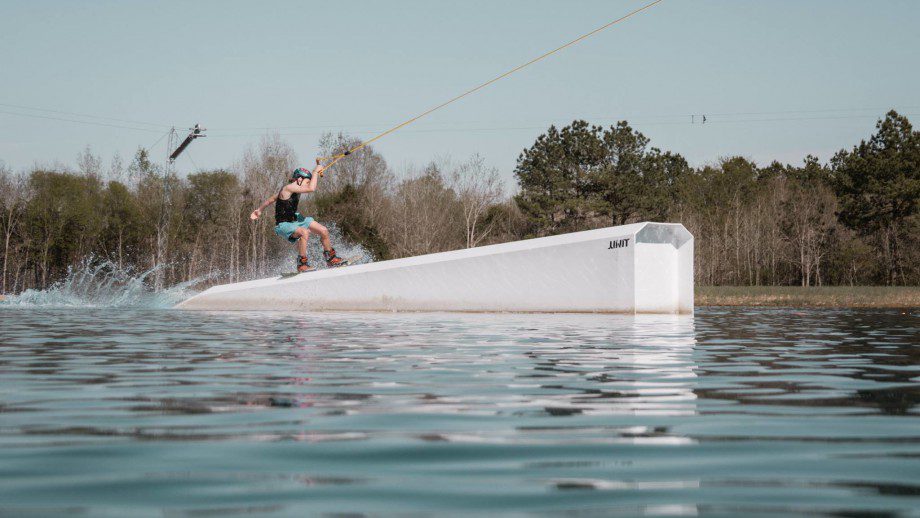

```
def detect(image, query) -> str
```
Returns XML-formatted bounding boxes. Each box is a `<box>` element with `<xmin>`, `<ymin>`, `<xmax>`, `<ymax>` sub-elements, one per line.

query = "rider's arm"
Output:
<box><xmin>249</xmin><ymin>193</ymin><xmax>278</xmax><ymax>220</ymax></box>
<box><xmin>288</xmin><ymin>169</ymin><xmax>321</xmax><ymax>194</ymax></box>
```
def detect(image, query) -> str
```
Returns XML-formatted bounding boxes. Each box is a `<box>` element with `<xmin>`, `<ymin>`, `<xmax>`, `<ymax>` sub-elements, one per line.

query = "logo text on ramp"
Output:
<box><xmin>608</xmin><ymin>238</ymin><xmax>630</xmax><ymax>250</ymax></box>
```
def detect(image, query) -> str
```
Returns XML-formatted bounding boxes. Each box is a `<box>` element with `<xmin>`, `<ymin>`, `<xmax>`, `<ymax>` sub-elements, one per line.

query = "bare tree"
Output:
<box><xmin>385</xmin><ymin>163</ymin><xmax>463</xmax><ymax>257</ymax></box>
<box><xmin>0</xmin><ymin>164</ymin><xmax>26</xmax><ymax>293</ymax></box>
<box><xmin>108</xmin><ymin>151</ymin><xmax>126</xmax><ymax>182</ymax></box>
<box><xmin>449</xmin><ymin>154</ymin><xmax>503</xmax><ymax>248</ymax></box>
<box><xmin>784</xmin><ymin>178</ymin><xmax>837</xmax><ymax>287</ymax></box>
<box><xmin>317</xmin><ymin>132</ymin><xmax>394</xmax><ymax>223</ymax></box>
<box><xmin>318</xmin><ymin>133</ymin><xmax>391</xmax><ymax>191</ymax></box>
<box><xmin>237</xmin><ymin>133</ymin><xmax>298</xmax><ymax>276</ymax></box>
<box><xmin>76</xmin><ymin>145</ymin><xmax>103</xmax><ymax>178</ymax></box>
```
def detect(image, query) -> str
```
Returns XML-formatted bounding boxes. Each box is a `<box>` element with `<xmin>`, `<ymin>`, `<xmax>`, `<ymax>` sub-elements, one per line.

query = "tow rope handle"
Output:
<box><xmin>317</xmin><ymin>150</ymin><xmax>350</xmax><ymax>172</ymax></box>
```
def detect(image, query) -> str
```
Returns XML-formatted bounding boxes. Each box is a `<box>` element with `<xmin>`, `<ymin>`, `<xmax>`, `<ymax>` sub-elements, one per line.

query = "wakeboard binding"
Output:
<box><xmin>296</xmin><ymin>255</ymin><xmax>313</xmax><ymax>273</ymax></box>
<box><xmin>324</xmin><ymin>248</ymin><xmax>349</xmax><ymax>267</ymax></box>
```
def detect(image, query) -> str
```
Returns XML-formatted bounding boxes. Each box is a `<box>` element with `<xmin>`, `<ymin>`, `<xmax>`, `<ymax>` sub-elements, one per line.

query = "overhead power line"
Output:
<box><xmin>205</xmin><ymin>106</ymin><xmax>919</xmax><ymax>135</ymax></box>
<box><xmin>0</xmin><ymin>102</ymin><xmax>173</xmax><ymax>129</ymax></box>
<box><xmin>147</xmin><ymin>129</ymin><xmax>173</xmax><ymax>152</ymax></box>
<box><xmin>0</xmin><ymin>108</ymin><xmax>168</xmax><ymax>133</ymax></box>
<box><xmin>205</xmin><ymin>111</ymin><xmax>918</xmax><ymax>139</ymax></box>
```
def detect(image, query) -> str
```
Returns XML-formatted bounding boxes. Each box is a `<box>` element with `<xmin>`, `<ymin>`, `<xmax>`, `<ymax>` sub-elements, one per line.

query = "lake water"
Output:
<box><xmin>0</xmin><ymin>306</ymin><xmax>917</xmax><ymax>516</ymax></box>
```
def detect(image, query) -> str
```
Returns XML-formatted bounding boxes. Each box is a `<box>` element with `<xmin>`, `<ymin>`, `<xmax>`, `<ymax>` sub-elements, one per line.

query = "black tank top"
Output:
<box><xmin>274</xmin><ymin>189</ymin><xmax>300</xmax><ymax>224</ymax></box>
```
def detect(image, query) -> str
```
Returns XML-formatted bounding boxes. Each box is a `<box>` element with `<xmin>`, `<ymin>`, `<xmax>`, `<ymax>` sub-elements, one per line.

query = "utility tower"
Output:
<box><xmin>154</xmin><ymin>124</ymin><xmax>206</xmax><ymax>291</ymax></box>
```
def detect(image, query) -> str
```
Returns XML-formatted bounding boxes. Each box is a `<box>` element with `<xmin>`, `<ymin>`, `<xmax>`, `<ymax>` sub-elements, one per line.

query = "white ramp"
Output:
<box><xmin>177</xmin><ymin>222</ymin><xmax>693</xmax><ymax>314</ymax></box>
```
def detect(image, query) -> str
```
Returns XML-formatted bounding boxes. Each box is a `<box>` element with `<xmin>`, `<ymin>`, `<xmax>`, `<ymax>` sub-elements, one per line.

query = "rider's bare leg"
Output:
<box><xmin>295</xmin><ymin>227</ymin><xmax>310</xmax><ymax>257</ymax></box>
<box><xmin>308</xmin><ymin>221</ymin><xmax>332</xmax><ymax>252</ymax></box>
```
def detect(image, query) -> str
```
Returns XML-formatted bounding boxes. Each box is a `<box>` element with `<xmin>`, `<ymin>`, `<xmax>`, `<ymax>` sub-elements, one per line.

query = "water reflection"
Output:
<box><xmin>694</xmin><ymin>308</ymin><xmax>919</xmax><ymax>417</ymax></box>
<box><xmin>0</xmin><ymin>307</ymin><xmax>917</xmax><ymax>516</ymax></box>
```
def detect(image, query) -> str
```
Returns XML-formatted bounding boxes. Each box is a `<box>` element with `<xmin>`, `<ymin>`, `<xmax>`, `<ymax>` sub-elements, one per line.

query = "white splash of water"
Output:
<box><xmin>2</xmin><ymin>226</ymin><xmax>374</xmax><ymax>309</ymax></box>
<box><xmin>2</xmin><ymin>259</ymin><xmax>203</xmax><ymax>309</ymax></box>
<box><xmin>267</xmin><ymin>222</ymin><xmax>374</xmax><ymax>273</ymax></box>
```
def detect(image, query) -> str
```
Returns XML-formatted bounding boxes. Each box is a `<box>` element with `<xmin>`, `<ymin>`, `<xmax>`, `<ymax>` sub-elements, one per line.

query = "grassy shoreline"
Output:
<box><xmin>2</xmin><ymin>288</ymin><xmax>917</xmax><ymax>309</ymax></box>
<box><xmin>696</xmin><ymin>286</ymin><xmax>919</xmax><ymax>308</ymax></box>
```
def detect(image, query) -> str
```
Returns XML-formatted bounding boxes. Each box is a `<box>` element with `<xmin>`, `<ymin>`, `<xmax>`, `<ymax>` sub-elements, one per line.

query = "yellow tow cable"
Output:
<box><xmin>319</xmin><ymin>0</ymin><xmax>664</xmax><ymax>170</ymax></box>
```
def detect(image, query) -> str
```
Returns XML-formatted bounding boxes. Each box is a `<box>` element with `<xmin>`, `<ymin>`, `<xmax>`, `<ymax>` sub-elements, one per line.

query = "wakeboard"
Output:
<box><xmin>277</xmin><ymin>255</ymin><xmax>362</xmax><ymax>279</ymax></box>
<box><xmin>329</xmin><ymin>254</ymin><xmax>362</xmax><ymax>268</ymax></box>
<box><xmin>279</xmin><ymin>267</ymin><xmax>315</xmax><ymax>279</ymax></box>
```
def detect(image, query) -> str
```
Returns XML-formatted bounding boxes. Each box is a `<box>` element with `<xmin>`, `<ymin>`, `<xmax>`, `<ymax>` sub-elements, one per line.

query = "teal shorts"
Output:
<box><xmin>274</xmin><ymin>213</ymin><xmax>315</xmax><ymax>243</ymax></box>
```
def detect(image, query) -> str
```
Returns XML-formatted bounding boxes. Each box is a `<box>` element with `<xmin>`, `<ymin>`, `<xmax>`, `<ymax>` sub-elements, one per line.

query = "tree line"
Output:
<box><xmin>0</xmin><ymin>111</ymin><xmax>916</xmax><ymax>293</ymax></box>
<box><xmin>514</xmin><ymin>111</ymin><xmax>918</xmax><ymax>286</ymax></box>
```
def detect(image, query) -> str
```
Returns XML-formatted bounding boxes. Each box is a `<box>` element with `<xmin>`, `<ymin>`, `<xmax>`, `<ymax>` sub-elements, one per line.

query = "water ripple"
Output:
<box><xmin>0</xmin><ymin>307</ymin><xmax>917</xmax><ymax>516</ymax></box>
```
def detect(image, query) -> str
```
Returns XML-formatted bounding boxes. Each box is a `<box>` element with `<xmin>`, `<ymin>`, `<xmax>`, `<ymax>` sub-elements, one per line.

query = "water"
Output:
<box><xmin>0</xmin><ymin>306</ymin><xmax>917</xmax><ymax>517</ymax></box>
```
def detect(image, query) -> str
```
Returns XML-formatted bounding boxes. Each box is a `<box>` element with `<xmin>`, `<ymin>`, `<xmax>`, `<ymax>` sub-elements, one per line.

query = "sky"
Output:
<box><xmin>0</xmin><ymin>0</ymin><xmax>918</xmax><ymax>187</ymax></box>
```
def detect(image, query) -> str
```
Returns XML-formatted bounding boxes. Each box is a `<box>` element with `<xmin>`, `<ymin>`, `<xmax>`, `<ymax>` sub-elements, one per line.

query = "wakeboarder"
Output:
<box><xmin>249</xmin><ymin>159</ymin><xmax>347</xmax><ymax>272</ymax></box>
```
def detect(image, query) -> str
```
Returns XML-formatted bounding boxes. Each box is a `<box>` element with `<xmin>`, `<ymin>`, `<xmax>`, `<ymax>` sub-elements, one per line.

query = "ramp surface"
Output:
<box><xmin>177</xmin><ymin>222</ymin><xmax>693</xmax><ymax>314</ymax></box>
